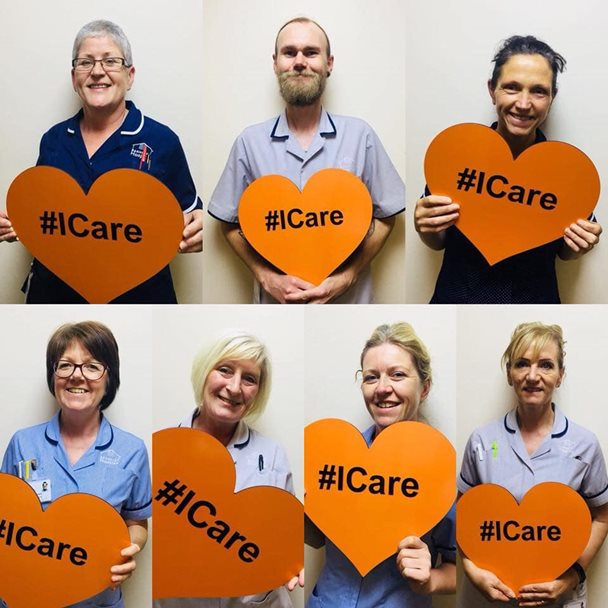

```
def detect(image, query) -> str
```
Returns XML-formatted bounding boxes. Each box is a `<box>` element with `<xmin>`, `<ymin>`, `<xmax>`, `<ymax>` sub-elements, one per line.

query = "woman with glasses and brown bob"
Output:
<box><xmin>1</xmin><ymin>321</ymin><xmax>151</xmax><ymax>607</ymax></box>
<box><xmin>0</xmin><ymin>20</ymin><xmax>202</xmax><ymax>303</ymax></box>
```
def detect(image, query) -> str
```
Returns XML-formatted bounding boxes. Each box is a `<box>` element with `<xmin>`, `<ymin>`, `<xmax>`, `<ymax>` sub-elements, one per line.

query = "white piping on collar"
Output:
<box><xmin>121</xmin><ymin>112</ymin><xmax>145</xmax><ymax>136</ymax></box>
<box><xmin>67</xmin><ymin>127</ymin><xmax>75</xmax><ymax>134</ymax></box>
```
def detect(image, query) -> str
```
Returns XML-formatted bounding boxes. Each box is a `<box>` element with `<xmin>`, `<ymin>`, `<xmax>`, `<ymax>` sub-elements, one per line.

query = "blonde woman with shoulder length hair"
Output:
<box><xmin>459</xmin><ymin>322</ymin><xmax>608</xmax><ymax>607</ymax></box>
<box><xmin>155</xmin><ymin>330</ymin><xmax>301</xmax><ymax>608</ymax></box>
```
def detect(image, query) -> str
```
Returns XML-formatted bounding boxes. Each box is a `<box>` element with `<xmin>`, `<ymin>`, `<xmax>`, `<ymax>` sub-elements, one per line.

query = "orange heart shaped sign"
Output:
<box><xmin>305</xmin><ymin>419</ymin><xmax>455</xmax><ymax>576</ymax></box>
<box><xmin>7</xmin><ymin>166</ymin><xmax>185</xmax><ymax>303</ymax></box>
<box><xmin>152</xmin><ymin>428</ymin><xmax>303</xmax><ymax>599</ymax></box>
<box><xmin>424</xmin><ymin>123</ymin><xmax>600</xmax><ymax>265</ymax></box>
<box><xmin>238</xmin><ymin>169</ymin><xmax>373</xmax><ymax>285</ymax></box>
<box><xmin>0</xmin><ymin>472</ymin><xmax>130</xmax><ymax>608</ymax></box>
<box><xmin>457</xmin><ymin>482</ymin><xmax>592</xmax><ymax>593</ymax></box>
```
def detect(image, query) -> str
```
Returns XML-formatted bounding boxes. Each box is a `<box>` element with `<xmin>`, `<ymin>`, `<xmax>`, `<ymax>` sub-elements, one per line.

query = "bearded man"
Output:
<box><xmin>208</xmin><ymin>17</ymin><xmax>404</xmax><ymax>304</ymax></box>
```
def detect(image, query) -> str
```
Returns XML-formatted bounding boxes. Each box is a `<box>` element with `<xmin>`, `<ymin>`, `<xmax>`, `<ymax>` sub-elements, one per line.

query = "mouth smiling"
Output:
<box><xmin>508</xmin><ymin>112</ymin><xmax>534</xmax><ymax>124</ymax></box>
<box><xmin>374</xmin><ymin>401</ymin><xmax>400</xmax><ymax>409</ymax></box>
<box><xmin>218</xmin><ymin>395</ymin><xmax>243</xmax><ymax>408</ymax></box>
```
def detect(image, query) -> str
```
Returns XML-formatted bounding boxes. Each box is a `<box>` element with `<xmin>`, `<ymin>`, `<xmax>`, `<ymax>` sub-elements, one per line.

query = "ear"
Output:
<box><xmin>71</xmin><ymin>69</ymin><xmax>77</xmax><ymax>92</ymax></box>
<box><xmin>487</xmin><ymin>79</ymin><xmax>497</xmax><ymax>105</ymax></box>
<box><xmin>556</xmin><ymin>367</ymin><xmax>565</xmax><ymax>387</ymax></box>
<box><xmin>506</xmin><ymin>366</ymin><xmax>513</xmax><ymax>386</ymax></box>
<box><xmin>272</xmin><ymin>53</ymin><xmax>278</xmax><ymax>75</ymax></box>
<box><xmin>326</xmin><ymin>54</ymin><xmax>334</xmax><ymax>77</ymax></box>
<box><xmin>420</xmin><ymin>380</ymin><xmax>431</xmax><ymax>402</ymax></box>
<box><xmin>127</xmin><ymin>65</ymin><xmax>136</xmax><ymax>91</ymax></box>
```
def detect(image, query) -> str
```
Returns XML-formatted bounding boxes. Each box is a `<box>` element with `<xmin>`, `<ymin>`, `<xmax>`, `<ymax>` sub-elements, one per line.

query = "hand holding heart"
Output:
<box><xmin>305</xmin><ymin>419</ymin><xmax>456</xmax><ymax>576</ymax></box>
<box><xmin>238</xmin><ymin>169</ymin><xmax>373</xmax><ymax>286</ymax></box>
<box><xmin>457</xmin><ymin>482</ymin><xmax>592</xmax><ymax>595</ymax></box>
<box><xmin>423</xmin><ymin>123</ymin><xmax>600</xmax><ymax>264</ymax></box>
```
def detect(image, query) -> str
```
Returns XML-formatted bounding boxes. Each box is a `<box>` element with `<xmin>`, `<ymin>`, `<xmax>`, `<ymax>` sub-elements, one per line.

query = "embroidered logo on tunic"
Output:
<box><xmin>559</xmin><ymin>439</ymin><xmax>576</xmax><ymax>455</ymax></box>
<box><xmin>130</xmin><ymin>143</ymin><xmax>153</xmax><ymax>170</ymax></box>
<box><xmin>100</xmin><ymin>449</ymin><xmax>121</xmax><ymax>465</ymax></box>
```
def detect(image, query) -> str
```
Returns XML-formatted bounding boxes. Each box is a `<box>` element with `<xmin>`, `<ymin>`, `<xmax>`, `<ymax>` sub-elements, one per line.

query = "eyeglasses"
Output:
<box><xmin>54</xmin><ymin>360</ymin><xmax>107</xmax><ymax>380</ymax></box>
<box><xmin>71</xmin><ymin>57</ymin><xmax>129</xmax><ymax>72</ymax></box>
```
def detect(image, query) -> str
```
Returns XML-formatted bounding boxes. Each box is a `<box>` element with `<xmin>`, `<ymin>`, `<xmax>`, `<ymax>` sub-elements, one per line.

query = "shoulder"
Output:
<box><xmin>247</xmin><ymin>426</ymin><xmax>284</xmax><ymax>452</ymax></box>
<box><xmin>7</xmin><ymin>421</ymin><xmax>49</xmax><ymax>444</ymax></box>
<box><xmin>464</xmin><ymin>416</ymin><xmax>505</xmax><ymax>447</ymax></box>
<box><xmin>561</xmin><ymin>416</ymin><xmax>603</xmax><ymax>452</ymax></box>
<box><xmin>137</xmin><ymin>113</ymin><xmax>181</xmax><ymax>145</ymax></box>
<box><xmin>329</xmin><ymin>112</ymin><xmax>375</xmax><ymax>132</ymax></box>
<box><xmin>236</xmin><ymin>115</ymin><xmax>280</xmax><ymax>143</ymax></box>
<box><xmin>40</xmin><ymin>116</ymin><xmax>75</xmax><ymax>143</ymax></box>
<box><xmin>106</xmin><ymin>421</ymin><xmax>148</xmax><ymax>454</ymax></box>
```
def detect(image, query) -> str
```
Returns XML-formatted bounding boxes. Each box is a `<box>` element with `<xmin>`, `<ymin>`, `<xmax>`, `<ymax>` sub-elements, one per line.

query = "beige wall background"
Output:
<box><xmin>304</xmin><ymin>305</ymin><xmax>457</xmax><ymax>607</ymax></box>
<box><xmin>0</xmin><ymin>0</ymin><xmax>203</xmax><ymax>303</ymax></box>
<box><xmin>201</xmin><ymin>0</ymin><xmax>405</xmax><ymax>304</ymax></box>
<box><xmin>456</xmin><ymin>305</ymin><xmax>608</xmax><ymax>607</ymax></box>
<box><xmin>0</xmin><ymin>305</ymin><xmax>155</xmax><ymax>606</ymax></box>
<box><xmin>405</xmin><ymin>0</ymin><xmax>608</xmax><ymax>303</ymax></box>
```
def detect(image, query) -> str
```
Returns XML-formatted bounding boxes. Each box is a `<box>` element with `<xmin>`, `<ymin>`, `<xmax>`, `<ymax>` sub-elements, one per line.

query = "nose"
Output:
<box><xmin>515</xmin><ymin>91</ymin><xmax>532</xmax><ymax>110</ymax></box>
<box><xmin>69</xmin><ymin>365</ymin><xmax>86</xmax><ymax>381</ymax></box>
<box><xmin>293</xmin><ymin>51</ymin><xmax>307</xmax><ymax>69</ymax></box>
<box><xmin>375</xmin><ymin>374</ymin><xmax>393</xmax><ymax>395</ymax></box>
<box><xmin>225</xmin><ymin>372</ymin><xmax>242</xmax><ymax>394</ymax></box>
<box><xmin>90</xmin><ymin>60</ymin><xmax>106</xmax><ymax>76</ymax></box>
<box><xmin>526</xmin><ymin>364</ymin><xmax>539</xmax><ymax>382</ymax></box>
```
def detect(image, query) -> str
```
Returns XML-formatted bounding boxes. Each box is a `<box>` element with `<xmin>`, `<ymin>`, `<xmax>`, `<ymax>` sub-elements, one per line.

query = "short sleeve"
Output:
<box><xmin>361</xmin><ymin>128</ymin><xmax>405</xmax><ymax>219</ymax></box>
<box><xmin>161</xmin><ymin>134</ymin><xmax>202</xmax><ymax>213</ymax></box>
<box><xmin>208</xmin><ymin>135</ymin><xmax>255</xmax><ymax>224</ymax></box>
<box><xmin>1</xmin><ymin>433</ymin><xmax>21</xmax><ymax>476</ymax></box>
<box><xmin>580</xmin><ymin>434</ymin><xmax>608</xmax><ymax>508</ymax></box>
<box><xmin>36</xmin><ymin>131</ymin><xmax>53</xmax><ymax>167</ymax></box>
<box><xmin>458</xmin><ymin>431</ymin><xmax>482</xmax><ymax>494</ymax></box>
<box><xmin>121</xmin><ymin>440</ymin><xmax>152</xmax><ymax>520</ymax></box>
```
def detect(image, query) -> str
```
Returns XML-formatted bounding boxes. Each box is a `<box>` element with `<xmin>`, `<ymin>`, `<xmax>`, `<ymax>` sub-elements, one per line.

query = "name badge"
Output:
<box><xmin>28</xmin><ymin>479</ymin><xmax>52</xmax><ymax>502</ymax></box>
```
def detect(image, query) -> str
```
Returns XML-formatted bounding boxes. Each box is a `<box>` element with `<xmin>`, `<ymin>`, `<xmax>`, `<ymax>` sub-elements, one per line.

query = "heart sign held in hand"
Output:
<box><xmin>305</xmin><ymin>419</ymin><xmax>456</xmax><ymax>576</ymax></box>
<box><xmin>7</xmin><ymin>166</ymin><xmax>185</xmax><ymax>303</ymax></box>
<box><xmin>424</xmin><ymin>123</ymin><xmax>600</xmax><ymax>265</ymax></box>
<box><xmin>238</xmin><ymin>169</ymin><xmax>373</xmax><ymax>285</ymax></box>
<box><xmin>0</xmin><ymin>472</ymin><xmax>130</xmax><ymax>608</ymax></box>
<box><xmin>457</xmin><ymin>482</ymin><xmax>592</xmax><ymax>593</ymax></box>
<box><xmin>153</xmin><ymin>428</ymin><xmax>303</xmax><ymax>599</ymax></box>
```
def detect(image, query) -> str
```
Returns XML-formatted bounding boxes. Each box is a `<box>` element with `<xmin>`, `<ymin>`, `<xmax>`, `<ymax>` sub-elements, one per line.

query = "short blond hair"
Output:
<box><xmin>360</xmin><ymin>322</ymin><xmax>433</xmax><ymax>386</ymax></box>
<box><xmin>502</xmin><ymin>322</ymin><xmax>565</xmax><ymax>371</ymax></box>
<box><xmin>191</xmin><ymin>330</ymin><xmax>272</xmax><ymax>420</ymax></box>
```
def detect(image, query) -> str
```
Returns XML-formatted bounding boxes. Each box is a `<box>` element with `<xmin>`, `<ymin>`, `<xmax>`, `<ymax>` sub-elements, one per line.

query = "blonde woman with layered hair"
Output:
<box><xmin>155</xmin><ymin>330</ymin><xmax>300</xmax><ymax>608</ymax></box>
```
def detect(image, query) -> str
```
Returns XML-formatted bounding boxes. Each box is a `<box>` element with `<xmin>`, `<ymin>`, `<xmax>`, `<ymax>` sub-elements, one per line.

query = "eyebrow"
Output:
<box><xmin>280</xmin><ymin>44</ymin><xmax>322</xmax><ymax>53</ymax></box>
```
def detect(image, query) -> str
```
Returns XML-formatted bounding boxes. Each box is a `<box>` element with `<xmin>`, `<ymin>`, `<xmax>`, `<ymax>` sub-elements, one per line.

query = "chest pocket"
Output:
<box><xmin>534</xmin><ymin>453</ymin><xmax>588</xmax><ymax>493</ymax></box>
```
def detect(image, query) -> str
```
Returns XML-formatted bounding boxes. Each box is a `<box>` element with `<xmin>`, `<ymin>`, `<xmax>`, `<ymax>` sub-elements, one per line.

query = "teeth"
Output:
<box><xmin>67</xmin><ymin>388</ymin><xmax>87</xmax><ymax>393</ymax></box>
<box><xmin>376</xmin><ymin>403</ymin><xmax>397</xmax><ymax>409</ymax></box>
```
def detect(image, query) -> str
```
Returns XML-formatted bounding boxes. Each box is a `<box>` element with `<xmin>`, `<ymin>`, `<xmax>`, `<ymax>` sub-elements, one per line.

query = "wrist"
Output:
<box><xmin>408</xmin><ymin>574</ymin><xmax>434</xmax><ymax>595</ymax></box>
<box><xmin>567</xmin><ymin>562</ymin><xmax>586</xmax><ymax>587</ymax></box>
